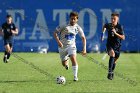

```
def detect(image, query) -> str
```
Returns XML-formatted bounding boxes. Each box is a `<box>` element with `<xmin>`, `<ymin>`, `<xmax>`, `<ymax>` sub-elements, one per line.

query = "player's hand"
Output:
<box><xmin>112</xmin><ymin>28</ymin><xmax>116</xmax><ymax>34</ymax></box>
<box><xmin>101</xmin><ymin>36</ymin><xmax>104</xmax><ymax>42</ymax></box>
<box><xmin>11</xmin><ymin>30</ymin><xmax>15</xmax><ymax>34</ymax></box>
<box><xmin>100</xmin><ymin>32</ymin><xmax>104</xmax><ymax>42</ymax></box>
<box><xmin>58</xmin><ymin>41</ymin><xmax>63</xmax><ymax>48</ymax></box>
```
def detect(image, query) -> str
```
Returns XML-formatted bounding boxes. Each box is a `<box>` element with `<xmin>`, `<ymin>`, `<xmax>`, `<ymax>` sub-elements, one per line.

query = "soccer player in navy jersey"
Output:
<box><xmin>0</xmin><ymin>14</ymin><xmax>18</xmax><ymax>63</ymax></box>
<box><xmin>101</xmin><ymin>12</ymin><xmax>125</xmax><ymax>80</ymax></box>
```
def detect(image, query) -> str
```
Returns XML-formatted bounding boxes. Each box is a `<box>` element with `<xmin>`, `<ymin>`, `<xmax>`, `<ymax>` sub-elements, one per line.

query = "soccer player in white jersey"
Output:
<box><xmin>54</xmin><ymin>11</ymin><xmax>86</xmax><ymax>81</ymax></box>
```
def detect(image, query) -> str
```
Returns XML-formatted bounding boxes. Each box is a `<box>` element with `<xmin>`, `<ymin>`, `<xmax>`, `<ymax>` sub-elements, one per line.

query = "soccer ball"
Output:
<box><xmin>56</xmin><ymin>76</ymin><xmax>66</xmax><ymax>84</ymax></box>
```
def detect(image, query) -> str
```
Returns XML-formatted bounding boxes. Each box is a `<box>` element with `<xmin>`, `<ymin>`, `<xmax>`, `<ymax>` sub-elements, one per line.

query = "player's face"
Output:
<box><xmin>7</xmin><ymin>17</ymin><xmax>12</xmax><ymax>24</ymax></box>
<box><xmin>111</xmin><ymin>16</ymin><xmax>119</xmax><ymax>26</ymax></box>
<box><xmin>70</xmin><ymin>16</ymin><xmax>78</xmax><ymax>26</ymax></box>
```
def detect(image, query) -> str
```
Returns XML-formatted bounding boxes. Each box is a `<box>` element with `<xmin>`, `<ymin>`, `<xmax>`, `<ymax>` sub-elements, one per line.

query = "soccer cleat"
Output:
<box><xmin>65</xmin><ymin>65</ymin><xmax>69</xmax><ymax>70</ymax></box>
<box><xmin>107</xmin><ymin>72</ymin><xmax>113</xmax><ymax>80</ymax></box>
<box><xmin>3</xmin><ymin>55</ymin><xmax>7</xmax><ymax>63</ymax></box>
<box><xmin>73</xmin><ymin>76</ymin><xmax>78</xmax><ymax>81</ymax></box>
<box><xmin>6</xmin><ymin>59</ymin><xmax>9</xmax><ymax>63</ymax></box>
<box><xmin>112</xmin><ymin>72</ymin><xmax>114</xmax><ymax>79</ymax></box>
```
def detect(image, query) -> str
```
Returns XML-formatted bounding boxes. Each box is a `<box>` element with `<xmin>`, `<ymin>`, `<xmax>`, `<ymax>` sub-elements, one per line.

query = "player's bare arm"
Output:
<box><xmin>112</xmin><ymin>28</ymin><xmax>125</xmax><ymax>40</ymax></box>
<box><xmin>53</xmin><ymin>31</ymin><xmax>63</xmax><ymax>48</ymax></box>
<box><xmin>102</xmin><ymin>26</ymin><xmax>106</xmax><ymax>33</ymax></box>
<box><xmin>81</xmin><ymin>35</ymin><xmax>86</xmax><ymax>55</ymax></box>
<box><xmin>0</xmin><ymin>28</ymin><xmax>4</xmax><ymax>35</ymax></box>
<box><xmin>101</xmin><ymin>26</ymin><xmax>106</xmax><ymax>41</ymax></box>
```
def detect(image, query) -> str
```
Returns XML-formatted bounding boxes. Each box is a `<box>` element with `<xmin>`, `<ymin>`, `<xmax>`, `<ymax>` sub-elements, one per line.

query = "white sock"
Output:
<box><xmin>72</xmin><ymin>65</ymin><xmax>78</xmax><ymax>77</ymax></box>
<box><xmin>5</xmin><ymin>55</ymin><xmax>7</xmax><ymax>57</ymax></box>
<box><xmin>66</xmin><ymin>60</ymin><xmax>69</xmax><ymax>66</ymax></box>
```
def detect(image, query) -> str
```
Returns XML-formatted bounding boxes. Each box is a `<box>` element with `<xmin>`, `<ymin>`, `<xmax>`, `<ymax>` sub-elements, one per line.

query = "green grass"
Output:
<box><xmin>0</xmin><ymin>53</ymin><xmax>139</xmax><ymax>93</ymax></box>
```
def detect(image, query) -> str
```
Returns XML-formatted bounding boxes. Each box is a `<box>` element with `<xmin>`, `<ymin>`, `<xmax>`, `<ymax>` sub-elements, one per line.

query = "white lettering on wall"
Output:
<box><xmin>29</xmin><ymin>9</ymin><xmax>52</xmax><ymax>40</ymax></box>
<box><xmin>79</xmin><ymin>8</ymin><xmax>97</xmax><ymax>39</ymax></box>
<box><xmin>53</xmin><ymin>9</ymin><xmax>72</xmax><ymax>25</ymax></box>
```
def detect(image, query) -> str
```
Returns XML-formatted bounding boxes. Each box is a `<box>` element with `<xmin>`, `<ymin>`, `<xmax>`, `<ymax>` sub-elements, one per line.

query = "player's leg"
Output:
<box><xmin>107</xmin><ymin>46</ymin><xmax>115</xmax><ymax>80</ymax></box>
<box><xmin>6</xmin><ymin>43</ymin><xmax>13</xmax><ymax>62</ymax></box>
<box><xmin>62</xmin><ymin>59</ymin><xmax>69</xmax><ymax>70</ymax></box>
<box><xmin>70</xmin><ymin>54</ymin><xmax>78</xmax><ymax>81</ymax></box>
<box><xmin>112</xmin><ymin>57</ymin><xmax>118</xmax><ymax>71</ymax></box>
<box><xmin>59</xmin><ymin>47</ymin><xmax>69</xmax><ymax>70</ymax></box>
<box><xmin>112</xmin><ymin>51</ymin><xmax>120</xmax><ymax>71</ymax></box>
<box><xmin>110</xmin><ymin>57</ymin><xmax>118</xmax><ymax>79</ymax></box>
<box><xmin>68</xmin><ymin>46</ymin><xmax>78</xmax><ymax>81</ymax></box>
<box><xmin>3</xmin><ymin>41</ymin><xmax>8</xmax><ymax>62</ymax></box>
<box><xmin>108</xmin><ymin>48</ymin><xmax>115</xmax><ymax>72</ymax></box>
<box><xmin>110</xmin><ymin>50</ymin><xmax>120</xmax><ymax>79</ymax></box>
<box><xmin>4</xmin><ymin>44</ymin><xmax>11</xmax><ymax>63</ymax></box>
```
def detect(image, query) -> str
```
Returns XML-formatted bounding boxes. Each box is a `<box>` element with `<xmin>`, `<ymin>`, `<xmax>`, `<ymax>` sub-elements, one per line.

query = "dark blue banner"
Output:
<box><xmin>0</xmin><ymin>0</ymin><xmax>139</xmax><ymax>52</ymax></box>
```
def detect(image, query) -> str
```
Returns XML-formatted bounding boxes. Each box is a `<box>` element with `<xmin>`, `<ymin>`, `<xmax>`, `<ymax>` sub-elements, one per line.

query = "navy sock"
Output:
<box><xmin>4</xmin><ymin>51</ymin><xmax>8</xmax><ymax>56</ymax></box>
<box><xmin>108</xmin><ymin>57</ymin><xmax>114</xmax><ymax>72</ymax></box>
<box><xmin>7</xmin><ymin>53</ymin><xmax>11</xmax><ymax>59</ymax></box>
<box><xmin>112</xmin><ymin>63</ymin><xmax>116</xmax><ymax>71</ymax></box>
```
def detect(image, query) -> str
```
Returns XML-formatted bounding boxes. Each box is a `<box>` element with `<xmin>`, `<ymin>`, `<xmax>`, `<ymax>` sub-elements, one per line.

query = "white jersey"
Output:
<box><xmin>56</xmin><ymin>23</ymin><xmax>85</xmax><ymax>47</ymax></box>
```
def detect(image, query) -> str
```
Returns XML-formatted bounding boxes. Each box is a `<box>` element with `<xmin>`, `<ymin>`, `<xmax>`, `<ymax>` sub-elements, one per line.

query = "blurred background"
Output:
<box><xmin>0</xmin><ymin>0</ymin><xmax>139</xmax><ymax>53</ymax></box>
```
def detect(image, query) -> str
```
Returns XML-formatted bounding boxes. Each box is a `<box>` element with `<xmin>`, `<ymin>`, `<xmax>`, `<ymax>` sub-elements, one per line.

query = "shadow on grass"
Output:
<box><xmin>0</xmin><ymin>80</ymin><xmax>54</xmax><ymax>84</ymax></box>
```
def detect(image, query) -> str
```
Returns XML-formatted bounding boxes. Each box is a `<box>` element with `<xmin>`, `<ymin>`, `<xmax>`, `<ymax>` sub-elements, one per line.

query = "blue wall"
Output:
<box><xmin>0</xmin><ymin>0</ymin><xmax>139</xmax><ymax>52</ymax></box>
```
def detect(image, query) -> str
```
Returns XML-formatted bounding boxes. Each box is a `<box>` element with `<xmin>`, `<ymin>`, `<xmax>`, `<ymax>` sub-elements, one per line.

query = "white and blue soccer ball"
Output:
<box><xmin>56</xmin><ymin>76</ymin><xmax>66</xmax><ymax>84</ymax></box>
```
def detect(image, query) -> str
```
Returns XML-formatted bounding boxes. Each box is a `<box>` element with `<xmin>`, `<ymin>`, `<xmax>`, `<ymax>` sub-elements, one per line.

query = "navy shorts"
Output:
<box><xmin>106</xmin><ymin>44</ymin><xmax>120</xmax><ymax>58</ymax></box>
<box><xmin>4</xmin><ymin>39</ymin><xmax>13</xmax><ymax>47</ymax></box>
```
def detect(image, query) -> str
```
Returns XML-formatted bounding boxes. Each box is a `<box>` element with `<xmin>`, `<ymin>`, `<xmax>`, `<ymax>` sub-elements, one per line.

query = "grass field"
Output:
<box><xmin>0</xmin><ymin>52</ymin><xmax>139</xmax><ymax>93</ymax></box>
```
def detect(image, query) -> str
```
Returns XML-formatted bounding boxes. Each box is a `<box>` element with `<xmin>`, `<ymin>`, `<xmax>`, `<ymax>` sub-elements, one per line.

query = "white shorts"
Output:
<box><xmin>58</xmin><ymin>45</ymin><xmax>77</xmax><ymax>62</ymax></box>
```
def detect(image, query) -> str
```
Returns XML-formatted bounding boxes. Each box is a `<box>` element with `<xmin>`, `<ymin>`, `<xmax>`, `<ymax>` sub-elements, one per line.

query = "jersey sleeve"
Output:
<box><xmin>78</xmin><ymin>26</ymin><xmax>85</xmax><ymax>37</ymax></box>
<box><xmin>55</xmin><ymin>26</ymin><xmax>61</xmax><ymax>32</ymax></box>
<box><xmin>55</xmin><ymin>25</ymin><xmax>66</xmax><ymax>33</ymax></box>
<box><xmin>12</xmin><ymin>23</ymin><xmax>17</xmax><ymax>30</ymax></box>
<box><xmin>103</xmin><ymin>23</ymin><xmax>108</xmax><ymax>29</ymax></box>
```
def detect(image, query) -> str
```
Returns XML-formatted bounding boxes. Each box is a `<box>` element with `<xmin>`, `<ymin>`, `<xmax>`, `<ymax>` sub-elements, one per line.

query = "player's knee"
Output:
<box><xmin>112</xmin><ymin>53</ymin><xmax>115</xmax><ymax>57</ymax></box>
<box><xmin>5</xmin><ymin>47</ymin><xmax>10</xmax><ymax>53</ymax></box>
<box><xmin>109</xmin><ymin>50</ymin><xmax>115</xmax><ymax>57</ymax></box>
<box><xmin>62</xmin><ymin>60</ymin><xmax>68</xmax><ymax>66</ymax></box>
<box><xmin>7</xmin><ymin>49</ymin><xmax>12</xmax><ymax>53</ymax></box>
<box><xmin>70</xmin><ymin>55</ymin><xmax>77</xmax><ymax>65</ymax></box>
<box><xmin>111</xmin><ymin>53</ymin><xmax>115</xmax><ymax>57</ymax></box>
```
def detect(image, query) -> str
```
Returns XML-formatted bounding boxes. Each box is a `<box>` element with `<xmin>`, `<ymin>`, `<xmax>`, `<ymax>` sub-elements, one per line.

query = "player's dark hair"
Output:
<box><xmin>111</xmin><ymin>12</ymin><xmax>119</xmax><ymax>17</ymax></box>
<box><xmin>70</xmin><ymin>11</ymin><xmax>79</xmax><ymax>19</ymax></box>
<box><xmin>6</xmin><ymin>14</ymin><xmax>12</xmax><ymax>18</ymax></box>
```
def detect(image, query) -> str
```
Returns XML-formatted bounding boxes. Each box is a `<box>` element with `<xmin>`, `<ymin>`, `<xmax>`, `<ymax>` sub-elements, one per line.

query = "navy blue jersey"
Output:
<box><xmin>104</xmin><ymin>23</ymin><xmax>124</xmax><ymax>49</ymax></box>
<box><xmin>2</xmin><ymin>22</ymin><xmax>16</xmax><ymax>40</ymax></box>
